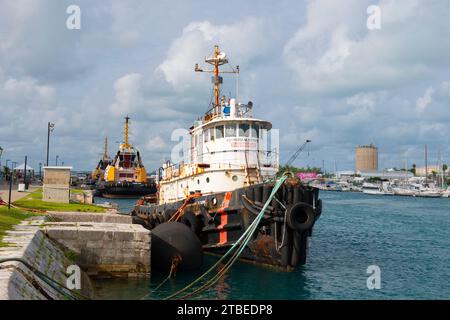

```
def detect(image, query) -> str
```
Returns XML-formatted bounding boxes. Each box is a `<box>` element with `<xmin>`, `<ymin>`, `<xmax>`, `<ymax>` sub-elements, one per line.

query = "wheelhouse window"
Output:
<box><xmin>215</xmin><ymin>125</ymin><xmax>224</xmax><ymax>139</ymax></box>
<box><xmin>251</xmin><ymin>124</ymin><xmax>259</xmax><ymax>138</ymax></box>
<box><xmin>204</xmin><ymin>129</ymin><xmax>209</xmax><ymax>142</ymax></box>
<box><xmin>225</xmin><ymin>124</ymin><xmax>236</xmax><ymax>137</ymax></box>
<box><xmin>238</xmin><ymin>123</ymin><xmax>250</xmax><ymax>137</ymax></box>
<box><xmin>209</xmin><ymin>128</ymin><xmax>215</xmax><ymax>141</ymax></box>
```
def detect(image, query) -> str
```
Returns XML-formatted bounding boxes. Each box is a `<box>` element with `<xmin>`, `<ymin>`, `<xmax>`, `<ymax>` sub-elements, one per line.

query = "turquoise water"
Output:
<box><xmin>93</xmin><ymin>191</ymin><xmax>450</xmax><ymax>300</ymax></box>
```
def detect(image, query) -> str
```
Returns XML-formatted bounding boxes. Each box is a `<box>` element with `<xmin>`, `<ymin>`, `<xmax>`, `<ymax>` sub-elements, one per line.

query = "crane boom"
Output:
<box><xmin>285</xmin><ymin>140</ymin><xmax>311</xmax><ymax>167</ymax></box>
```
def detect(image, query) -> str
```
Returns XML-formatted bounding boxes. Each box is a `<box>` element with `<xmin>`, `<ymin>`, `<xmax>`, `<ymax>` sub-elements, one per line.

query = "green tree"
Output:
<box><xmin>277</xmin><ymin>165</ymin><xmax>322</xmax><ymax>177</ymax></box>
<box><xmin>2</xmin><ymin>166</ymin><xmax>10</xmax><ymax>177</ymax></box>
<box><xmin>410</xmin><ymin>164</ymin><xmax>417</xmax><ymax>176</ymax></box>
<box><xmin>431</xmin><ymin>170</ymin><xmax>437</xmax><ymax>181</ymax></box>
<box><xmin>443</xmin><ymin>164</ymin><xmax>448</xmax><ymax>175</ymax></box>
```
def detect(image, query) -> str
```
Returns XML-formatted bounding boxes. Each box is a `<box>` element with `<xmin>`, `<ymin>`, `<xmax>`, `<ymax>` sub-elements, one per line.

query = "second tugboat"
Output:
<box><xmin>132</xmin><ymin>46</ymin><xmax>322</xmax><ymax>271</ymax></box>
<box><xmin>96</xmin><ymin>116</ymin><xmax>157</xmax><ymax>198</ymax></box>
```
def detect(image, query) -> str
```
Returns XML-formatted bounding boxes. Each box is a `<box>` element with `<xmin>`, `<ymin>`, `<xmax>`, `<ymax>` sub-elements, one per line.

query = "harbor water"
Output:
<box><xmin>93</xmin><ymin>191</ymin><xmax>450</xmax><ymax>300</ymax></box>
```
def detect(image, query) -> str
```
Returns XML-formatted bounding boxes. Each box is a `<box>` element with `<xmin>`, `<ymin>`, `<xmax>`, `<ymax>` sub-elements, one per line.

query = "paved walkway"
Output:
<box><xmin>0</xmin><ymin>184</ymin><xmax>39</xmax><ymax>203</ymax></box>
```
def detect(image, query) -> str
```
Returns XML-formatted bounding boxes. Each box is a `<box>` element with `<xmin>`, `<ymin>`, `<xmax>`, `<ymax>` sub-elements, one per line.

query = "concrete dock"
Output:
<box><xmin>0</xmin><ymin>211</ymin><xmax>151</xmax><ymax>300</ymax></box>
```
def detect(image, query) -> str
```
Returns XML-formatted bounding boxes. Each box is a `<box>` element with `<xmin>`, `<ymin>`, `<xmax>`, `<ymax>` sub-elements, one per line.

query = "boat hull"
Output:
<box><xmin>131</xmin><ymin>179</ymin><xmax>322</xmax><ymax>271</ymax></box>
<box><xmin>96</xmin><ymin>181</ymin><xmax>157</xmax><ymax>198</ymax></box>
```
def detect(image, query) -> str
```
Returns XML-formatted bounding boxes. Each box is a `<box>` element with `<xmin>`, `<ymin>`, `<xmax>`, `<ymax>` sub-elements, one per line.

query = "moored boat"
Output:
<box><xmin>96</xmin><ymin>117</ymin><xmax>157</xmax><ymax>198</ymax></box>
<box><xmin>131</xmin><ymin>45</ymin><xmax>322</xmax><ymax>271</ymax></box>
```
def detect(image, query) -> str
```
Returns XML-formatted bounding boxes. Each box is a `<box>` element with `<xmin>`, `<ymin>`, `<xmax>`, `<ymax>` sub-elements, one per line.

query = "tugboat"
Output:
<box><xmin>91</xmin><ymin>137</ymin><xmax>111</xmax><ymax>183</ymax></box>
<box><xmin>132</xmin><ymin>46</ymin><xmax>322</xmax><ymax>271</ymax></box>
<box><xmin>96</xmin><ymin>116</ymin><xmax>157</xmax><ymax>198</ymax></box>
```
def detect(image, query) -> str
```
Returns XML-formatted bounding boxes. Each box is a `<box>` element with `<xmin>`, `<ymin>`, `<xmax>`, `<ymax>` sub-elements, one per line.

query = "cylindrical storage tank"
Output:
<box><xmin>355</xmin><ymin>145</ymin><xmax>378</xmax><ymax>172</ymax></box>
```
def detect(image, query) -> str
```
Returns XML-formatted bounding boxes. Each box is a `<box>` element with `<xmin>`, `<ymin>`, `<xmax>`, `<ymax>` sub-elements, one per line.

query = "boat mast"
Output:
<box><xmin>425</xmin><ymin>144</ymin><xmax>428</xmax><ymax>186</ymax></box>
<box><xmin>124</xmin><ymin>116</ymin><xmax>131</xmax><ymax>148</ymax></box>
<box><xmin>195</xmin><ymin>45</ymin><xmax>239</xmax><ymax>118</ymax></box>
<box><xmin>103</xmin><ymin>137</ymin><xmax>109</xmax><ymax>160</ymax></box>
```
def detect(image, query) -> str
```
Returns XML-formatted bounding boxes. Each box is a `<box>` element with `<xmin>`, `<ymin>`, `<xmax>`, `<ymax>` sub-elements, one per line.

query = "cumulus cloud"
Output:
<box><xmin>416</xmin><ymin>87</ymin><xmax>435</xmax><ymax>112</ymax></box>
<box><xmin>157</xmin><ymin>17</ymin><xmax>272</xmax><ymax>91</ymax></box>
<box><xmin>283</xmin><ymin>0</ymin><xmax>450</xmax><ymax>94</ymax></box>
<box><xmin>1</xmin><ymin>0</ymin><xmax>450</xmax><ymax>172</ymax></box>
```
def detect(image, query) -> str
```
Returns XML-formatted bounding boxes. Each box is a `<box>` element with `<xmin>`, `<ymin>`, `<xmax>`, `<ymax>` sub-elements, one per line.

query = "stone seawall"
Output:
<box><xmin>43</xmin><ymin>222</ymin><xmax>150</xmax><ymax>277</ymax></box>
<box><xmin>1</xmin><ymin>211</ymin><xmax>151</xmax><ymax>300</ymax></box>
<box><xmin>0</xmin><ymin>218</ymin><xmax>93</xmax><ymax>300</ymax></box>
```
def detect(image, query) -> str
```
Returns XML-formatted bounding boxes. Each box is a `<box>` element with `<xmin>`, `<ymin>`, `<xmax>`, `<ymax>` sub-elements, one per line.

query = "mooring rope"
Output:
<box><xmin>163</xmin><ymin>174</ymin><xmax>289</xmax><ymax>300</ymax></box>
<box><xmin>0</xmin><ymin>257</ymin><xmax>89</xmax><ymax>300</ymax></box>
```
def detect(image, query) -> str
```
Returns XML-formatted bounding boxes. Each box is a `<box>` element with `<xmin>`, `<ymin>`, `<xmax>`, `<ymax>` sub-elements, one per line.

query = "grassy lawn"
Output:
<box><xmin>0</xmin><ymin>207</ymin><xmax>41</xmax><ymax>247</ymax></box>
<box><xmin>13</xmin><ymin>189</ymin><xmax>105</xmax><ymax>213</ymax></box>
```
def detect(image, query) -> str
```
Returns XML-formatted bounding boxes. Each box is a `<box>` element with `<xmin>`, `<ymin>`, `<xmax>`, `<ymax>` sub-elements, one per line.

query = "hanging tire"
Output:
<box><xmin>181</xmin><ymin>211</ymin><xmax>203</xmax><ymax>235</ymax></box>
<box><xmin>131</xmin><ymin>214</ymin><xmax>147</xmax><ymax>227</ymax></box>
<box><xmin>286</xmin><ymin>202</ymin><xmax>315</xmax><ymax>232</ymax></box>
<box><xmin>163</xmin><ymin>208</ymin><xmax>177</xmax><ymax>222</ymax></box>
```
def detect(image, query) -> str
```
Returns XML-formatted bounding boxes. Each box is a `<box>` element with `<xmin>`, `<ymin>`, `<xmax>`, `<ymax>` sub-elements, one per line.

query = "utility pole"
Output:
<box><xmin>8</xmin><ymin>162</ymin><xmax>12</xmax><ymax>210</ymax></box>
<box><xmin>46</xmin><ymin>122</ymin><xmax>55</xmax><ymax>166</ymax></box>
<box><xmin>23</xmin><ymin>155</ymin><xmax>28</xmax><ymax>190</ymax></box>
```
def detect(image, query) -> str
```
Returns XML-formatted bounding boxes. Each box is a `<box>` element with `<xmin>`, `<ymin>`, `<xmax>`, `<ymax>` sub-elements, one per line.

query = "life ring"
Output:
<box><xmin>286</xmin><ymin>202</ymin><xmax>315</xmax><ymax>232</ymax></box>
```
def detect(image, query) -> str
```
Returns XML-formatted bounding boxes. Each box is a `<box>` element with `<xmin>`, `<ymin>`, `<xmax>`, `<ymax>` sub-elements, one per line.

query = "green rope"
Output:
<box><xmin>163</xmin><ymin>174</ymin><xmax>288</xmax><ymax>300</ymax></box>
<box><xmin>0</xmin><ymin>257</ymin><xmax>89</xmax><ymax>300</ymax></box>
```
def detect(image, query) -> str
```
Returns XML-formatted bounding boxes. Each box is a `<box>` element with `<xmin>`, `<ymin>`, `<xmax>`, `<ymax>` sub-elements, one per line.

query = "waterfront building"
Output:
<box><xmin>415</xmin><ymin>165</ymin><xmax>441</xmax><ymax>177</ymax></box>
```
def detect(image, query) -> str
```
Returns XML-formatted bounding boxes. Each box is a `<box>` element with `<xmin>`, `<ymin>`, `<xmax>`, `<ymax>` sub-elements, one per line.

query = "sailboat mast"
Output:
<box><xmin>425</xmin><ymin>144</ymin><xmax>428</xmax><ymax>186</ymax></box>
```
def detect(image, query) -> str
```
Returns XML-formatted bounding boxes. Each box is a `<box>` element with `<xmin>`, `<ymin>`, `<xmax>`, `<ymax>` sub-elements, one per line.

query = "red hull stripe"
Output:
<box><xmin>218</xmin><ymin>192</ymin><xmax>232</xmax><ymax>245</ymax></box>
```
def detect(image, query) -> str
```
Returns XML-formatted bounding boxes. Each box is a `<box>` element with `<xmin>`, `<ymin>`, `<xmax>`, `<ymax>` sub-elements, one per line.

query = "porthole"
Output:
<box><xmin>232</xmin><ymin>175</ymin><xmax>238</xmax><ymax>181</ymax></box>
<box><xmin>206</xmin><ymin>177</ymin><xmax>210</xmax><ymax>183</ymax></box>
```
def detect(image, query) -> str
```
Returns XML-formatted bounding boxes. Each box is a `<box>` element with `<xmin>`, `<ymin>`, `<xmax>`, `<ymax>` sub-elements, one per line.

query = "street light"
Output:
<box><xmin>46</xmin><ymin>122</ymin><xmax>55</xmax><ymax>166</ymax></box>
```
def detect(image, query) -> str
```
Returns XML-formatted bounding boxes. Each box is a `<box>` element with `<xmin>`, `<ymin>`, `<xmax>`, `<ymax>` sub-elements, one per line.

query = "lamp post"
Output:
<box><xmin>23</xmin><ymin>155</ymin><xmax>28</xmax><ymax>190</ymax></box>
<box><xmin>12</xmin><ymin>162</ymin><xmax>17</xmax><ymax>184</ymax></box>
<box><xmin>0</xmin><ymin>147</ymin><xmax>3</xmax><ymax>182</ymax></box>
<box><xmin>8</xmin><ymin>162</ymin><xmax>13</xmax><ymax>210</ymax></box>
<box><xmin>46</xmin><ymin>122</ymin><xmax>55</xmax><ymax>166</ymax></box>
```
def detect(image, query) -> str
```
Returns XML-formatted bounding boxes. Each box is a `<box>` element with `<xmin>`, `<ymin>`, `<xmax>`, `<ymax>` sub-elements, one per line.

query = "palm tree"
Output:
<box><xmin>411</xmin><ymin>164</ymin><xmax>417</xmax><ymax>176</ymax></box>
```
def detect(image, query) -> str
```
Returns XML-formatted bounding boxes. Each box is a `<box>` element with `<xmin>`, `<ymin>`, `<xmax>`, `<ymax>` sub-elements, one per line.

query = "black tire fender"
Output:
<box><xmin>181</xmin><ymin>211</ymin><xmax>203</xmax><ymax>235</ymax></box>
<box><xmin>163</xmin><ymin>208</ymin><xmax>177</xmax><ymax>222</ymax></box>
<box><xmin>286</xmin><ymin>202</ymin><xmax>315</xmax><ymax>232</ymax></box>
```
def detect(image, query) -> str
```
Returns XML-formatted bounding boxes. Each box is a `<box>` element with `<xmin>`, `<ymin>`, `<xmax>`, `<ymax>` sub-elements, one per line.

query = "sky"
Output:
<box><xmin>1</xmin><ymin>0</ymin><xmax>449</xmax><ymax>173</ymax></box>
